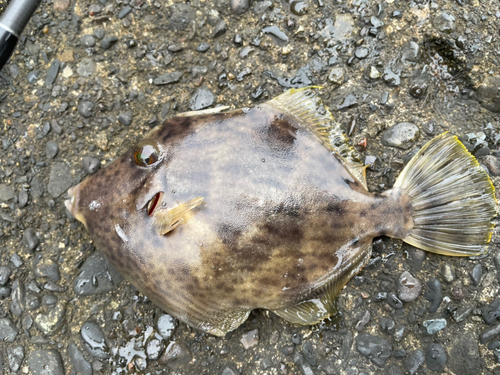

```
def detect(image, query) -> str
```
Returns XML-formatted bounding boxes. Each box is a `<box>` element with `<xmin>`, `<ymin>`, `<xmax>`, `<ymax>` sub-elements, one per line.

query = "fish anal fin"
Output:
<box><xmin>195</xmin><ymin>309</ymin><xmax>251</xmax><ymax>337</ymax></box>
<box><xmin>153</xmin><ymin>197</ymin><xmax>204</xmax><ymax>235</ymax></box>
<box><xmin>272</xmin><ymin>243</ymin><xmax>372</xmax><ymax>325</ymax></box>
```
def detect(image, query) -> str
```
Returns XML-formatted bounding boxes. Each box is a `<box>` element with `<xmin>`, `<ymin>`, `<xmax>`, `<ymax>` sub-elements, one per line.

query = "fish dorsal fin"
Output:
<box><xmin>153</xmin><ymin>197</ymin><xmax>204</xmax><ymax>235</ymax></box>
<box><xmin>268</xmin><ymin>87</ymin><xmax>367</xmax><ymax>189</ymax></box>
<box><xmin>272</xmin><ymin>242</ymin><xmax>372</xmax><ymax>325</ymax></box>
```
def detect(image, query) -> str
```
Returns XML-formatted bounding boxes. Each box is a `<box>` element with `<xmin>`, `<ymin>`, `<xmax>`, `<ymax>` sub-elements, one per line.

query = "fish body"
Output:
<box><xmin>66</xmin><ymin>89</ymin><xmax>497</xmax><ymax>335</ymax></box>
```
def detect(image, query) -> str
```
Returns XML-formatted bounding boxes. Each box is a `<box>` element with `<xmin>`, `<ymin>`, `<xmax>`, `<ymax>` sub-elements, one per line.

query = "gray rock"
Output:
<box><xmin>146</xmin><ymin>338</ymin><xmax>165</xmax><ymax>361</ymax></box>
<box><xmin>157</xmin><ymin>313</ymin><xmax>177</xmax><ymax>340</ymax></box>
<box><xmin>448</xmin><ymin>335</ymin><xmax>483</xmax><ymax>375</ymax></box>
<box><xmin>118</xmin><ymin>111</ymin><xmax>133</xmax><ymax>126</ymax></box>
<box><xmin>423</xmin><ymin>278</ymin><xmax>442</xmax><ymax>313</ymax></box>
<box><xmin>0</xmin><ymin>318</ymin><xmax>18</xmax><ymax>342</ymax></box>
<box><xmin>397</xmin><ymin>271</ymin><xmax>422</xmax><ymax>302</ymax></box>
<box><xmin>476</xmin><ymin>77</ymin><xmax>500</xmax><ymax>113</ymax></box>
<box><xmin>338</xmin><ymin>94</ymin><xmax>358</xmax><ymax>110</ymax></box>
<box><xmin>254</xmin><ymin>0</ymin><xmax>272</xmax><ymax>14</ymax></box>
<box><xmin>81</xmin><ymin>35</ymin><xmax>96</xmax><ymax>48</ymax></box>
<box><xmin>48</xmin><ymin>162</ymin><xmax>73</xmax><ymax>198</ymax></box>
<box><xmin>34</xmin><ymin>255</ymin><xmax>60</xmax><ymax>282</ymax></box>
<box><xmin>23</xmin><ymin>228</ymin><xmax>40</xmax><ymax>252</ymax></box>
<box><xmin>82</xmin><ymin>156</ymin><xmax>100</xmax><ymax>175</ymax></box>
<box><xmin>167</xmin><ymin>3</ymin><xmax>195</xmax><ymax>31</ymax></box>
<box><xmin>190</xmin><ymin>87</ymin><xmax>215</xmax><ymax>110</ymax></box>
<box><xmin>46</xmin><ymin>140</ymin><xmax>59</xmax><ymax>159</ymax></box>
<box><xmin>0</xmin><ymin>266</ymin><xmax>11</xmax><ymax>286</ymax></box>
<box><xmin>433</xmin><ymin>11</ymin><xmax>456</xmax><ymax>33</ymax></box>
<box><xmin>481</xmin><ymin>155</ymin><xmax>500</xmax><ymax>176</ymax></box>
<box><xmin>100</xmin><ymin>36</ymin><xmax>118</xmax><ymax>49</ymax></box>
<box><xmin>212</xmin><ymin>20</ymin><xmax>227</xmax><ymax>38</ymax></box>
<box><xmin>73</xmin><ymin>251</ymin><xmax>123</xmax><ymax>295</ymax></box>
<box><xmin>45</xmin><ymin>59</ymin><xmax>60</xmax><ymax>87</ymax></box>
<box><xmin>7</xmin><ymin>345</ymin><xmax>24</xmax><ymax>372</ymax></box>
<box><xmin>241</xmin><ymin>329</ymin><xmax>259</xmax><ymax>349</ymax></box>
<box><xmin>78</xmin><ymin>100</ymin><xmax>95</xmax><ymax>118</ymax></box>
<box><xmin>30</xmin><ymin>176</ymin><xmax>45</xmax><ymax>199</ymax></box>
<box><xmin>222</xmin><ymin>365</ymin><xmax>240</xmax><ymax>375</ymax></box>
<box><xmin>471</xmin><ymin>264</ymin><xmax>482</xmax><ymax>286</ymax></box>
<box><xmin>423</xmin><ymin>319</ymin><xmax>447</xmax><ymax>334</ymax></box>
<box><xmin>231</xmin><ymin>0</ymin><xmax>250</xmax><ymax>15</ymax></box>
<box><xmin>441</xmin><ymin>263</ymin><xmax>455</xmax><ymax>283</ymax></box>
<box><xmin>328</xmin><ymin>67</ymin><xmax>345</xmax><ymax>84</ymax></box>
<box><xmin>381</xmin><ymin>122</ymin><xmax>420</xmax><ymax>149</ymax></box>
<box><xmin>153</xmin><ymin>71</ymin><xmax>182</xmax><ymax>85</ymax></box>
<box><xmin>355</xmin><ymin>310</ymin><xmax>371</xmax><ymax>331</ymax></box>
<box><xmin>0</xmin><ymin>184</ymin><xmax>14</xmax><ymax>201</ymax></box>
<box><xmin>77</xmin><ymin>58</ymin><xmax>96</xmax><ymax>77</ymax></box>
<box><xmin>159</xmin><ymin>341</ymin><xmax>192</xmax><ymax>368</ymax></box>
<box><xmin>68</xmin><ymin>342</ymin><xmax>92</xmax><ymax>375</ymax></box>
<box><xmin>483</xmin><ymin>298</ymin><xmax>500</xmax><ymax>325</ymax></box>
<box><xmin>355</xmin><ymin>47</ymin><xmax>369</xmax><ymax>59</ymax></box>
<box><xmin>118</xmin><ymin>5</ymin><xmax>132</xmax><ymax>19</ymax></box>
<box><xmin>356</xmin><ymin>333</ymin><xmax>392</xmax><ymax>367</ymax></box>
<box><xmin>403</xmin><ymin>349</ymin><xmax>424</xmax><ymax>375</ymax></box>
<box><xmin>28</xmin><ymin>350</ymin><xmax>65</xmax><ymax>375</ymax></box>
<box><xmin>10</xmin><ymin>280</ymin><xmax>25</xmax><ymax>317</ymax></box>
<box><xmin>27</xmin><ymin>70</ymin><xmax>40</xmax><ymax>84</ymax></box>
<box><xmin>426</xmin><ymin>342</ymin><xmax>446</xmax><ymax>372</ymax></box>
<box><xmin>34</xmin><ymin>301</ymin><xmax>66</xmax><ymax>335</ymax></box>
<box><xmin>480</xmin><ymin>322</ymin><xmax>500</xmax><ymax>344</ymax></box>
<box><xmin>18</xmin><ymin>190</ymin><xmax>29</xmax><ymax>207</ymax></box>
<box><xmin>81</xmin><ymin>321</ymin><xmax>110</xmax><ymax>359</ymax></box>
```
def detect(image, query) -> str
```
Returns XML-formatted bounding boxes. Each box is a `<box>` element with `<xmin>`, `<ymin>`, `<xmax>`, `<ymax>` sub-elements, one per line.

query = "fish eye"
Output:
<box><xmin>133</xmin><ymin>144</ymin><xmax>159</xmax><ymax>167</ymax></box>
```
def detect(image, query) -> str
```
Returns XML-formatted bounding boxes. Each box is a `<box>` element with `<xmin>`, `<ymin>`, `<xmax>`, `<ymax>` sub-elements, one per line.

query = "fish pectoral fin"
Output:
<box><xmin>272</xmin><ymin>242</ymin><xmax>372</xmax><ymax>325</ymax></box>
<box><xmin>153</xmin><ymin>197</ymin><xmax>204</xmax><ymax>235</ymax></box>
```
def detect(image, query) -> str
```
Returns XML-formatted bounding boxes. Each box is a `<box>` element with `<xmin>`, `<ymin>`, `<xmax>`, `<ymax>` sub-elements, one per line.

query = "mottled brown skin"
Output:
<box><xmin>67</xmin><ymin>104</ymin><xmax>413</xmax><ymax>335</ymax></box>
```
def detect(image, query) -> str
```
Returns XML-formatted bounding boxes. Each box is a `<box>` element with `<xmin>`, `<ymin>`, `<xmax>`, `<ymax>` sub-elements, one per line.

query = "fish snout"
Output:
<box><xmin>65</xmin><ymin>185</ymin><xmax>87</xmax><ymax>226</ymax></box>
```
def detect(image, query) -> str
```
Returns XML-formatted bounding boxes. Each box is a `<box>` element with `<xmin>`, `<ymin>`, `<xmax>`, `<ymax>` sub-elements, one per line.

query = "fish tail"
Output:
<box><xmin>394</xmin><ymin>132</ymin><xmax>498</xmax><ymax>256</ymax></box>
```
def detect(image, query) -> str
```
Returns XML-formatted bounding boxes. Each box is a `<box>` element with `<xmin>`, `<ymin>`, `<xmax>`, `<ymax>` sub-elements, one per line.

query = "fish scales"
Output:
<box><xmin>66</xmin><ymin>88</ymin><xmax>497</xmax><ymax>335</ymax></box>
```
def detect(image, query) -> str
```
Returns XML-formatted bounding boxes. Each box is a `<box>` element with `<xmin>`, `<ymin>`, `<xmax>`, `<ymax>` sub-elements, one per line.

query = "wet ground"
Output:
<box><xmin>1</xmin><ymin>0</ymin><xmax>500</xmax><ymax>374</ymax></box>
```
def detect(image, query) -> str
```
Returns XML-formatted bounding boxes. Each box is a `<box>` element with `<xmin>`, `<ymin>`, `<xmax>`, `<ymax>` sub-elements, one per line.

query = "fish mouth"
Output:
<box><xmin>145</xmin><ymin>191</ymin><xmax>164</xmax><ymax>216</ymax></box>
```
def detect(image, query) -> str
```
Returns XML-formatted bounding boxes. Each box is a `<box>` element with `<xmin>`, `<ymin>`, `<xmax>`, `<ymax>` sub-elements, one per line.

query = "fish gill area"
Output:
<box><xmin>1</xmin><ymin>0</ymin><xmax>500</xmax><ymax>374</ymax></box>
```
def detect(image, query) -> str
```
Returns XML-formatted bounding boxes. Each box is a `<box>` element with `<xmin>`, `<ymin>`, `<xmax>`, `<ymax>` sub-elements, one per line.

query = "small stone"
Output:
<box><xmin>34</xmin><ymin>255</ymin><xmax>60</xmax><ymax>282</ymax></box>
<box><xmin>73</xmin><ymin>251</ymin><xmax>123</xmax><ymax>295</ymax></box>
<box><xmin>405</xmin><ymin>245</ymin><xmax>425</xmax><ymax>272</ymax></box>
<box><xmin>356</xmin><ymin>333</ymin><xmax>392</xmax><ymax>367</ymax></box>
<box><xmin>159</xmin><ymin>342</ymin><xmax>192</xmax><ymax>368</ymax></box>
<box><xmin>476</xmin><ymin>77</ymin><xmax>500</xmax><ymax>113</ymax></box>
<box><xmin>153</xmin><ymin>72</ymin><xmax>182</xmax><ymax>85</ymax></box>
<box><xmin>48</xmin><ymin>162</ymin><xmax>73</xmax><ymax>198</ymax></box>
<box><xmin>157</xmin><ymin>314</ymin><xmax>177</xmax><ymax>340</ymax></box>
<box><xmin>190</xmin><ymin>87</ymin><xmax>215</xmax><ymax>110</ymax></box>
<box><xmin>59</xmin><ymin>50</ymin><xmax>74</xmax><ymax>62</ymax></box>
<box><xmin>254</xmin><ymin>0</ymin><xmax>272</xmax><ymax>14</ymax></box>
<box><xmin>10</xmin><ymin>280</ymin><xmax>25</xmax><ymax>316</ymax></box>
<box><xmin>291</xmin><ymin>333</ymin><xmax>301</xmax><ymax>345</ymax></box>
<box><xmin>118</xmin><ymin>111</ymin><xmax>133</xmax><ymax>126</ymax></box>
<box><xmin>449</xmin><ymin>335</ymin><xmax>483</xmax><ymax>374</ymax></box>
<box><xmin>453</xmin><ymin>305</ymin><xmax>474</xmax><ymax>323</ymax></box>
<box><xmin>68</xmin><ymin>342</ymin><xmax>92</xmax><ymax>375</ymax></box>
<box><xmin>0</xmin><ymin>266</ymin><xmax>11</xmax><ymax>286</ymax></box>
<box><xmin>81</xmin><ymin>35</ymin><xmax>96</xmax><ymax>48</ymax></box>
<box><xmin>81</xmin><ymin>321</ymin><xmax>110</xmax><ymax>359</ymax></box>
<box><xmin>212</xmin><ymin>20</ymin><xmax>227</xmax><ymax>38</ymax></box>
<box><xmin>221</xmin><ymin>365</ymin><xmax>240</xmax><ymax>375</ymax></box>
<box><xmin>397</xmin><ymin>271</ymin><xmax>422</xmax><ymax>302</ymax></box>
<box><xmin>46</xmin><ymin>140</ymin><xmax>59</xmax><ymax>159</ymax></box>
<box><xmin>369</xmin><ymin>66</ymin><xmax>380</xmax><ymax>79</ymax></box>
<box><xmin>393</xmin><ymin>325</ymin><xmax>405</xmax><ymax>342</ymax></box>
<box><xmin>481</xmin><ymin>156</ymin><xmax>500</xmax><ymax>176</ymax></box>
<box><xmin>480</xmin><ymin>323</ymin><xmax>500</xmax><ymax>344</ymax></box>
<box><xmin>387</xmin><ymin>292</ymin><xmax>403</xmax><ymax>309</ymax></box>
<box><xmin>0</xmin><ymin>184</ymin><xmax>14</xmax><ymax>201</ymax></box>
<box><xmin>401</xmin><ymin>41</ymin><xmax>419</xmax><ymax>62</ymax></box>
<box><xmin>424</xmin><ymin>278</ymin><xmax>442</xmax><ymax>313</ymax></box>
<box><xmin>77</xmin><ymin>58</ymin><xmax>96</xmax><ymax>77</ymax></box>
<box><xmin>118</xmin><ymin>5</ymin><xmax>132</xmax><ymax>19</ymax></box>
<box><xmin>34</xmin><ymin>301</ymin><xmax>66</xmax><ymax>335</ymax></box>
<box><xmin>231</xmin><ymin>0</ymin><xmax>250</xmax><ymax>15</ymax></box>
<box><xmin>328</xmin><ymin>67</ymin><xmax>345</xmax><ymax>84</ymax></box>
<box><xmin>241</xmin><ymin>329</ymin><xmax>259</xmax><ymax>350</ymax></box>
<box><xmin>7</xmin><ymin>345</ymin><xmax>24</xmax><ymax>372</ymax></box>
<box><xmin>53</xmin><ymin>0</ymin><xmax>70</xmax><ymax>11</ymax></box>
<box><xmin>426</xmin><ymin>343</ymin><xmax>446</xmax><ymax>372</ymax></box>
<box><xmin>19</xmin><ymin>190</ymin><xmax>29</xmax><ymax>208</ymax></box>
<box><xmin>354</xmin><ymin>47</ymin><xmax>369</xmax><ymax>59</ymax></box>
<box><xmin>28</xmin><ymin>350</ymin><xmax>65</xmax><ymax>375</ymax></box>
<box><xmin>483</xmin><ymin>299</ymin><xmax>500</xmax><ymax>325</ymax></box>
<box><xmin>45</xmin><ymin>60</ymin><xmax>60</xmax><ymax>87</ymax></box>
<box><xmin>82</xmin><ymin>157</ymin><xmax>100</xmax><ymax>175</ymax></box>
<box><xmin>78</xmin><ymin>100</ymin><xmax>95</xmax><ymax>118</ymax></box>
<box><xmin>197</xmin><ymin>42</ymin><xmax>210</xmax><ymax>52</ymax></box>
<box><xmin>146</xmin><ymin>338</ymin><xmax>165</xmax><ymax>360</ymax></box>
<box><xmin>379</xmin><ymin>317</ymin><xmax>395</xmax><ymax>333</ymax></box>
<box><xmin>23</xmin><ymin>228</ymin><xmax>40</xmax><ymax>252</ymax></box>
<box><xmin>441</xmin><ymin>263</ymin><xmax>455</xmax><ymax>283</ymax></box>
<box><xmin>27</xmin><ymin>70</ymin><xmax>40</xmax><ymax>84</ymax></box>
<box><xmin>423</xmin><ymin>319</ymin><xmax>447</xmax><ymax>335</ymax></box>
<box><xmin>471</xmin><ymin>264</ymin><xmax>482</xmax><ymax>286</ymax></box>
<box><xmin>0</xmin><ymin>318</ymin><xmax>18</xmax><ymax>342</ymax></box>
<box><xmin>433</xmin><ymin>11</ymin><xmax>456</xmax><ymax>33</ymax></box>
<box><xmin>338</xmin><ymin>94</ymin><xmax>358</xmax><ymax>110</ymax></box>
<box><xmin>100</xmin><ymin>36</ymin><xmax>118</xmax><ymax>49</ymax></box>
<box><xmin>355</xmin><ymin>310</ymin><xmax>371</xmax><ymax>331</ymax></box>
<box><xmin>381</xmin><ymin>122</ymin><xmax>420</xmax><ymax>149</ymax></box>
<box><xmin>403</xmin><ymin>349</ymin><xmax>424</xmax><ymax>375</ymax></box>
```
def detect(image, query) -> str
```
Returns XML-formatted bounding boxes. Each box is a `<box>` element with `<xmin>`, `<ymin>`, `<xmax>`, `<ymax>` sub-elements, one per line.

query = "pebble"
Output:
<box><xmin>292</xmin><ymin>333</ymin><xmax>302</xmax><ymax>345</ymax></box>
<box><xmin>397</xmin><ymin>271</ymin><xmax>422</xmax><ymax>302</ymax></box>
<box><xmin>338</xmin><ymin>94</ymin><xmax>358</xmax><ymax>110</ymax></box>
<box><xmin>356</xmin><ymin>333</ymin><xmax>392</xmax><ymax>367</ymax></box>
<box><xmin>159</xmin><ymin>342</ymin><xmax>192</xmax><ymax>368</ymax></box>
<box><xmin>441</xmin><ymin>263</ymin><xmax>455</xmax><ymax>283</ymax></box>
<box><xmin>476</xmin><ymin>76</ymin><xmax>500</xmax><ymax>113</ymax></box>
<box><xmin>23</xmin><ymin>228</ymin><xmax>40</xmax><ymax>252</ymax></box>
<box><xmin>381</xmin><ymin>122</ymin><xmax>420</xmax><ymax>149</ymax></box>
<box><xmin>483</xmin><ymin>298</ymin><xmax>500</xmax><ymax>325</ymax></box>
<box><xmin>433</xmin><ymin>11</ymin><xmax>456</xmax><ymax>33</ymax></box>
<box><xmin>68</xmin><ymin>342</ymin><xmax>92</xmax><ymax>375</ymax></box>
<box><xmin>153</xmin><ymin>71</ymin><xmax>182</xmax><ymax>85</ymax></box>
<box><xmin>0</xmin><ymin>318</ymin><xmax>18</xmax><ymax>342</ymax></box>
<box><xmin>77</xmin><ymin>58</ymin><xmax>96</xmax><ymax>77</ymax></box>
<box><xmin>34</xmin><ymin>255</ymin><xmax>60</xmax><ymax>282</ymax></box>
<box><xmin>197</xmin><ymin>42</ymin><xmax>210</xmax><ymax>52</ymax></box>
<box><xmin>369</xmin><ymin>66</ymin><xmax>380</xmax><ymax>79</ymax></box>
<box><xmin>157</xmin><ymin>313</ymin><xmax>177</xmax><ymax>340</ymax></box>
<box><xmin>82</xmin><ymin>156</ymin><xmax>100</xmax><ymax>175</ymax></box>
<box><xmin>48</xmin><ymin>162</ymin><xmax>73</xmax><ymax>198</ymax></box>
<box><xmin>426</xmin><ymin>342</ymin><xmax>446</xmax><ymax>372</ymax></box>
<box><xmin>190</xmin><ymin>87</ymin><xmax>215</xmax><ymax>110</ymax></box>
<box><xmin>254</xmin><ymin>1</ymin><xmax>272</xmax><ymax>14</ymax></box>
<box><xmin>78</xmin><ymin>100</ymin><xmax>95</xmax><ymax>118</ymax></box>
<box><xmin>231</xmin><ymin>0</ymin><xmax>250</xmax><ymax>15</ymax></box>
<box><xmin>34</xmin><ymin>301</ymin><xmax>66</xmax><ymax>335</ymax></box>
<box><xmin>471</xmin><ymin>264</ymin><xmax>482</xmax><ymax>286</ymax></box>
<box><xmin>46</xmin><ymin>140</ymin><xmax>59</xmax><ymax>159</ymax></box>
<box><xmin>81</xmin><ymin>35</ymin><xmax>96</xmax><ymax>48</ymax></box>
<box><xmin>355</xmin><ymin>310</ymin><xmax>371</xmax><ymax>331</ymax></box>
<box><xmin>45</xmin><ymin>59</ymin><xmax>60</xmax><ymax>87</ymax></box>
<box><xmin>53</xmin><ymin>0</ymin><xmax>70</xmax><ymax>11</ymax></box>
<box><xmin>380</xmin><ymin>317</ymin><xmax>395</xmax><ymax>333</ymax></box>
<box><xmin>101</xmin><ymin>36</ymin><xmax>118</xmax><ymax>49</ymax></box>
<box><xmin>393</xmin><ymin>325</ymin><xmax>405</xmax><ymax>342</ymax></box>
<box><xmin>7</xmin><ymin>345</ymin><xmax>24</xmax><ymax>372</ymax></box>
<box><xmin>10</xmin><ymin>280</ymin><xmax>25</xmax><ymax>316</ymax></box>
<box><xmin>147</xmin><ymin>338</ymin><xmax>165</xmax><ymax>360</ymax></box>
<box><xmin>19</xmin><ymin>190</ymin><xmax>29</xmax><ymax>207</ymax></box>
<box><xmin>241</xmin><ymin>329</ymin><xmax>259</xmax><ymax>349</ymax></box>
<box><xmin>328</xmin><ymin>67</ymin><xmax>345</xmax><ymax>84</ymax></box>
<box><xmin>423</xmin><ymin>319</ymin><xmax>447</xmax><ymax>334</ymax></box>
<box><xmin>453</xmin><ymin>305</ymin><xmax>474</xmax><ymax>323</ymax></box>
<box><xmin>405</xmin><ymin>246</ymin><xmax>425</xmax><ymax>272</ymax></box>
<box><xmin>118</xmin><ymin>111</ymin><xmax>133</xmax><ymax>126</ymax></box>
<box><xmin>387</xmin><ymin>292</ymin><xmax>403</xmax><ymax>309</ymax></box>
<box><xmin>28</xmin><ymin>350</ymin><xmax>65</xmax><ymax>375</ymax></box>
<box><xmin>354</xmin><ymin>47</ymin><xmax>369</xmax><ymax>59</ymax></box>
<box><xmin>403</xmin><ymin>349</ymin><xmax>424</xmax><ymax>375</ymax></box>
<box><xmin>481</xmin><ymin>155</ymin><xmax>500</xmax><ymax>176</ymax></box>
<box><xmin>480</xmin><ymin>322</ymin><xmax>500</xmax><ymax>344</ymax></box>
<box><xmin>118</xmin><ymin>5</ymin><xmax>132</xmax><ymax>19</ymax></box>
<box><xmin>167</xmin><ymin>3</ymin><xmax>195</xmax><ymax>31</ymax></box>
<box><xmin>262</xmin><ymin>25</ymin><xmax>289</xmax><ymax>43</ymax></box>
<box><xmin>27</xmin><ymin>70</ymin><xmax>40</xmax><ymax>84</ymax></box>
<box><xmin>424</xmin><ymin>278</ymin><xmax>442</xmax><ymax>313</ymax></box>
<box><xmin>222</xmin><ymin>365</ymin><xmax>240</xmax><ymax>375</ymax></box>
<box><xmin>0</xmin><ymin>286</ymin><xmax>11</xmax><ymax>298</ymax></box>
<box><xmin>449</xmin><ymin>335</ymin><xmax>483</xmax><ymax>375</ymax></box>
<box><xmin>401</xmin><ymin>41</ymin><xmax>419</xmax><ymax>62</ymax></box>
<box><xmin>81</xmin><ymin>321</ymin><xmax>110</xmax><ymax>359</ymax></box>
<box><xmin>0</xmin><ymin>184</ymin><xmax>14</xmax><ymax>201</ymax></box>
<box><xmin>212</xmin><ymin>20</ymin><xmax>227</xmax><ymax>38</ymax></box>
<box><xmin>0</xmin><ymin>266</ymin><xmax>11</xmax><ymax>285</ymax></box>
<box><xmin>73</xmin><ymin>251</ymin><xmax>123</xmax><ymax>295</ymax></box>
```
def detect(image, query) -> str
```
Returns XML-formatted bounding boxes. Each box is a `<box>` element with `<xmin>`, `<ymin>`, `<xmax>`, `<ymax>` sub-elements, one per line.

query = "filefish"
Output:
<box><xmin>65</xmin><ymin>88</ymin><xmax>497</xmax><ymax>336</ymax></box>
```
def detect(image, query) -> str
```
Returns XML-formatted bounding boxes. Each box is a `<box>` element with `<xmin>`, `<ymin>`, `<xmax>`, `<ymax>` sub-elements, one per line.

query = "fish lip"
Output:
<box><xmin>65</xmin><ymin>186</ymin><xmax>78</xmax><ymax>215</ymax></box>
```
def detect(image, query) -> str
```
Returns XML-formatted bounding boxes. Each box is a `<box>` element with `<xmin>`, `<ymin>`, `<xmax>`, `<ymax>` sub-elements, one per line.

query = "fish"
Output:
<box><xmin>65</xmin><ymin>88</ymin><xmax>498</xmax><ymax>336</ymax></box>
